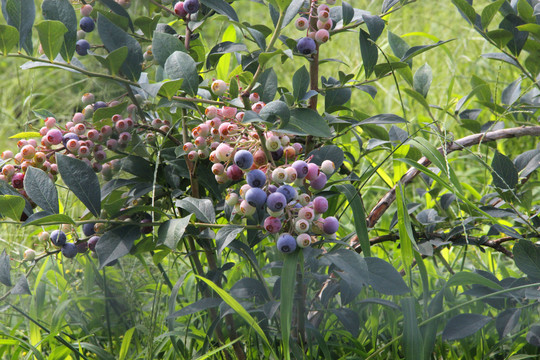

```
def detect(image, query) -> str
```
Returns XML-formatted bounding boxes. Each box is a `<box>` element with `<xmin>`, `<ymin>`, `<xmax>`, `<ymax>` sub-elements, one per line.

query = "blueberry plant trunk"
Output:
<box><xmin>1</xmin><ymin>0</ymin><xmax>540</xmax><ymax>359</ymax></box>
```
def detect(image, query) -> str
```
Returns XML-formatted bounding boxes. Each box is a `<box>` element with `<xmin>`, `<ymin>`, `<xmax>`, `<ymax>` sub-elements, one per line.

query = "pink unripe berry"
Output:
<box><xmin>253</xmin><ymin>149</ymin><xmax>267</xmax><ymax>167</ymax></box>
<box><xmin>106</xmin><ymin>139</ymin><xmax>118</xmax><ymax>150</ymax></box>
<box><xmin>81</xmin><ymin>93</ymin><xmax>95</xmax><ymax>105</ymax></box>
<box><xmin>315</xmin><ymin>29</ymin><xmax>330</xmax><ymax>44</ymax></box>
<box><xmin>326</xmin><ymin>0</ymin><xmax>336</xmax><ymax>4</ymax></box>
<box><xmin>211</xmin><ymin>80</ymin><xmax>228</xmax><ymax>96</ymax></box>
<box><xmin>46</xmin><ymin>129</ymin><xmax>63</xmax><ymax>145</ymax></box>
<box><xmin>226</xmin><ymin>164</ymin><xmax>243</xmax><ymax>181</ymax></box>
<box><xmin>317</xmin><ymin>18</ymin><xmax>333</xmax><ymax>30</ymax></box>
<box><xmin>194</xmin><ymin>136</ymin><xmax>206</xmax><ymax>148</ymax></box>
<box><xmin>87</xmin><ymin>129</ymin><xmax>99</xmax><ymax>141</ymax></box>
<box><xmin>74</xmin><ymin>123</ymin><xmax>86</xmax><ymax>135</ymax></box>
<box><xmin>313</xmin><ymin>196</ymin><xmax>329</xmax><ymax>213</ymax></box>
<box><xmin>296</xmin><ymin>234</ymin><xmax>311</xmax><ymax>248</ymax></box>
<box><xmin>198</xmin><ymin>149</ymin><xmax>209</xmax><ymax>159</ymax></box>
<box><xmin>285</xmin><ymin>167</ymin><xmax>297</xmax><ymax>183</ymax></box>
<box><xmin>298</xmin><ymin>207</ymin><xmax>315</xmax><ymax>221</ymax></box>
<box><xmin>115</xmin><ymin>119</ymin><xmax>127</xmax><ymax>132</ymax></box>
<box><xmin>318</xmin><ymin>4</ymin><xmax>330</xmax><ymax>14</ymax></box>
<box><xmin>1</xmin><ymin>150</ymin><xmax>13</xmax><ymax>160</ymax></box>
<box><xmin>284</xmin><ymin>146</ymin><xmax>296</xmax><ymax>159</ymax></box>
<box><xmin>80</xmin><ymin>4</ymin><xmax>93</xmax><ymax>16</ymax></box>
<box><xmin>249</xmin><ymin>93</ymin><xmax>260</xmax><ymax>103</ymax></box>
<box><xmin>78</xmin><ymin>145</ymin><xmax>90</xmax><ymax>157</ymax></box>
<box><xmin>101</xmin><ymin>125</ymin><xmax>113</xmax><ymax>138</ymax></box>
<box><xmin>174</xmin><ymin>1</ymin><xmax>187</xmax><ymax>17</ymax></box>
<box><xmin>45</xmin><ymin>117</ymin><xmax>57</xmax><ymax>128</ymax></box>
<box><xmin>12</xmin><ymin>172</ymin><xmax>24</xmax><ymax>188</ymax></box>
<box><xmin>219</xmin><ymin>122</ymin><xmax>230</xmax><ymax>137</ymax></box>
<box><xmin>251</xmin><ymin>101</ymin><xmax>265</xmax><ymax>113</ymax></box>
<box><xmin>205</xmin><ymin>106</ymin><xmax>218</xmax><ymax>118</ymax></box>
<box><xmin>2</xmin><ymin>164</ymin><xmax>15</xmax><ymax>177</ymax></box>
<box><xmin>94</xmin><ymin>150</ymin><xmax>107</xmax><ymax>163</ymax></box>
<box><xmin>39</xmin><ymin>126</ymin><xmax>49</xmax><ymax>136</ymax></box>
<box><xmin>118</xmin><ymin>132</ymin><xmax>132</xmax><ymax>145</ymax></box>
<box><xmin>295</xmin><ymin>17</ymin><xmax>309</xmax><ymax>30</ymax></box>
<box><xmin>21</xmin><ymin>145</ymin><xmax>35</xmax><ymax>159</ymax></box>
<box><xmin>215</xmin><ymin>143</ymin><xmax>233</xmax><ymax>162</ymax></box>
<box><xmin>212</xmin><ymin>163</ymin><xmax>224</xmax><ymax>175</ymax></box>
<box><xmin>222</xmin><ymin>106</ymin><xmax>237</xmax><ymax>119</ymax></box>
<box><xmin>183</xmin><ymin>142</ymin><xmax>195</xmax><ymax>152</ymax></box>
<box><xmin>306</xmin><ymin>163</ymin><xmax>319</xmax><ymax>181</ymax></box>
<box><xmin>187</xmin><ymin>150</ymin><xmax>198</xmax><ymax>161</ymax></box>
<box><xmin>264</xmin><ymin>216</ymin><xmax>282</xmax><ymax>233</ymax></box>
<box><xmin>236</xmin><ymin>112</ymin><xmax>245</xmax><ymax>121</ymax></box>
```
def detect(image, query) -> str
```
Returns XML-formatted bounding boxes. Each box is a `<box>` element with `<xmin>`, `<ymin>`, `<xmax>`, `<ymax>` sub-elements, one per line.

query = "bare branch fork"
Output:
<box><xmin>348</xmin><ymin>125</ymin><xmax>540</xmax><ymax>250</ymax></box>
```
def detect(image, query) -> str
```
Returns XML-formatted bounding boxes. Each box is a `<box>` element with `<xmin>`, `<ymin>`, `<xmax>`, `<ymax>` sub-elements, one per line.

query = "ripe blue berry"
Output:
<box><xmin>82</xmin><ymin>223</ymin><xmax>95</xmax><ymax>237</ymax></box>
<box><xmin>245</xmin><ymin>187</ymin><xmax>267</xmax><ymax>208</ymax></box>
<box><xmin>76</xmin><ymin>39</ymin><xmax>90</xmax><ymax>56</ymax></box>
<box><xmin>271</xmin><ymin>147</ymin><xmax>283</xmax><ymax>161</ymax></box>
<box><xmin>277</xmin><ymin>233</ymin><xmax>297</xmax><ymax>253</ymax></box>
<box><xmin>246</xmin><ymin>169</ymin><xmax>266</xmax><ymax>188</ymax></box>
<box><xmin>276</xmin><ymin>185</ymin><xmax>297</xmax><ymax>203</ymax></box>
<box><xmin>292</xmin><ymin>160</ymin><xmax>309</xmax><ymax>179</ymax></box>
<box><xmin>62</xmin><ymin>243</ymin><xmax>78</xmax><ymax>258</ymax></box>
<box><xmin>62</xmin><ymin>132</ymin><xmax>79</xmax><ymax>145</ymax></box>
<box><xmin>50</xmin><ymin>230</ymin><xmax>67</xmax><ymax>247</ymax></box>
<box><xmin>79</xmin><ymin>17</ymin><xmax>95</xmax><ymax>32</ymax></box>
<box><xmin>183</xmin><ymin>0</ymin><xmax>200</xmax><ymax>13</ymax></box>
<box><xmin>234</xmin><ymin>150</ymin><xmax>254</xmax><ymax>170</ymax></box>
<box><xmin>297</xmin><ymin>37</ymin><xmax>316</xmax><ymax>55</ymax></box>
<box><xmin>323</xmin><ymin>216</ymin><xmax>339</xmax><ymax>234</ymax></box>
<box><xmin>267</xmin><ymin>192</ymin><xmax>287</xmax><ymax>212</ymax></box>
<box><xmin>94</xmin><ymin>101</ymin><xmax>107</xmax><ymax>110</ymax></box>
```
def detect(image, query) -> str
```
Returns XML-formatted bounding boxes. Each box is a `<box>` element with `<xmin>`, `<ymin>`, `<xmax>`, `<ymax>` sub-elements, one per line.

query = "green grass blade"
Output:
<box><xmin>194</xmin><ymin>275</ymin><xmax>278</xmax><ymax>359</ymax></box>
<box><xmin>118</xmin><ymin>327</ymin><xmax>135</xmax><ymax>360</ymax></box>
<box><xmin>280</xmin><ymin>251</ymin><xmax>299</xmax><ymax>360</ymax></box>
<box><xmin>193</xmin><ymin>336</ymin><xmax>243</xmax><ymax>360</ymax></box>
<box><xmin>401</xmin><ymin>297</ymin><xmax>424</xmax><ymax>360</ymax></box>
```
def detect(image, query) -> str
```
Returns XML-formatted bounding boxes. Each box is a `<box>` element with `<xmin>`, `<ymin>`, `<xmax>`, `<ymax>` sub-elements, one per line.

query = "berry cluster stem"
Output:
<box><xmin>305</xmin><ymin>0</ymin><xmax>320</xmax><ymax>155</ymax></box>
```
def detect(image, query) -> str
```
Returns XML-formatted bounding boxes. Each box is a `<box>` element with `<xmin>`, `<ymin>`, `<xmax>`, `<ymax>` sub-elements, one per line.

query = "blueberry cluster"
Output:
<box><xmin>295</xmin><ymin>2</ymin><xmax>334</xmax><ymax>55</ymax></box>
<box><xmin>76</xmin><ymin>4</ymin><xmax>94</xmax><ymax>56</ymax></box>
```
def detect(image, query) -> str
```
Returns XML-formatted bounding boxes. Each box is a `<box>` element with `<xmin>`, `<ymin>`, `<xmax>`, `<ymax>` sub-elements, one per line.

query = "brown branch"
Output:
<box><xmin>348</xmin><ymin>125</ymin><xmax>540</xmax><ymax>250</ymax></box>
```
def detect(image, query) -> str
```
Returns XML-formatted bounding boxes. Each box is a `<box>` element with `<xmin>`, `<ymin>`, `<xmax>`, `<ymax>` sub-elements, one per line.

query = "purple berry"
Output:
<box><xmin>297</xmin><ymin>37</ymin><xmax>316</xmax><ymax>55</ymax></box>
<box><xmin>183</xmin><ymin>0</ymin><xmax>200</xmax><ymax>13</ymax></box>
<box><xmin>264</xmin><ymin>216</ymin><xmax>282</xmax><ymax>233</ymax></box>
<box><xmin>62</xmin><ymin>132</ymin><xmax>79</xmax><ymax>145</ymax></box>
<box><xmin>310</xmin><ymin>172</ymin><xmax>327</xmax><ymax>190</ymax></box>
<box><xmin>267</xmin><ymin>192</ymin><xmax>287</xmax><ymax>211</ymax></box>
<box><xmin>76</xmin><ymin>39</ymin><xmax>90</xmax><ymax>56</ymax></box>
<box><xmin>226</xmin><ymin>164</ymin><xmax>244</xmax><ymax>181</ymax></box>
<box><xmin>271</xmin><ymin>147</ymin><xmax>283</xmax><ymax>161</ymax></box>
<box><xmin>277</xmin><ymin>233</ymin><xmax>297</xmax><ymax>253</ymax></box>
<box><xmin>12</xmin><ymin>173</ymin><xmax>24</xmax><ymax>189</ymax></box>
<box><xmin>267</xmin><ymin>184</ymin><xmax>278</xmax><ymax>193</ymax></box>
<box><xmin>82</xmin><ymin>223</ymin><xmax>95</xmax><ymax>237</ymax></box>
<box><xmin>322</xmin><ymin>216</ymin><xmax>339</xmax><ymax>234</ymax></box>
<box><xmin>313</xmin><ymin>196</ymin><xmax>329</xmax><ymax>214</ymax></box>
<box><xmin>292</xmin><ymin>160</ymin><xmax>309</xmax><ymax>179</ymax></box>
<box><xmin>245</xmin><ymin>187</ymin><xmax>267</xmax><ymax>208</ymax></box>
<box><xmin>50</xmin><ymin>230</ymin><xmax>67</xmax><ymax>247</ymax></box>
<box><xmin>88</xmin><ymin>236</ymin><xmax>99</xmax><ymax>251</ymax></box>
<box><xmin>94</xmin><ymin>101</ymin><xmax>107</xmax><ymax>110</ymax></box>
<box><xmin>62</xmin><ymin>243</ymin><xmax>78</xmax><ymax>258</ymax></box>
<box><xmin>276</xmin><ymin>185</ymin><xmax>297</xmax><ymax>203</ymax></box>
<box><xmin>234</xmin><ymin>150</ymin><xmax>254</xmax><ymax>170</ymax></box>
<box><xmin>76</xmin><ymin>241</ymin><xmax>88</xmax><ymax>254</ymax></box>
<box><xmin>246</xmin><ymin>169</ymin><xmax>266</xmax><ymax>188</ymax></box>
<box><xmin>79</xmin><ymin>17</ymin><xmax>95</xmax><ymax>32</ymax></box>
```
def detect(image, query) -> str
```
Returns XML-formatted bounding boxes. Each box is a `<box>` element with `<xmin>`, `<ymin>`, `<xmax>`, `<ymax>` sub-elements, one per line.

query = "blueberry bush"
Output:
<box><xmin>1</xmin><ymin>0</ymin><xmax>540</xmax><ymax>358</ymax></box>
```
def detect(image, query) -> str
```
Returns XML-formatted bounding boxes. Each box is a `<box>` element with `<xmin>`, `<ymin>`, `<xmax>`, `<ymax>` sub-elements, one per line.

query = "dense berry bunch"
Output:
<box><xmin>295</xmin><ymin>0</ymin><xmax>334</xmax><ymax>55</ymax></box>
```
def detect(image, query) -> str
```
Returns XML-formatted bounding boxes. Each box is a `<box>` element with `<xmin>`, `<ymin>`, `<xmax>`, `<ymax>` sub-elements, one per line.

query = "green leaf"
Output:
<box><xmin>342</xmin><ymin>1</ymin><xmax>354</xmax><ymax>25</ymax></box>
<box><xmin>0</xmin><ymin>250</ymin><xmax>12</xmax><ymax>286</ymax></box>
<box><xmin>96</xmin><ymin>225</ymin><xmax>141</xmax><ymax>269</ymax></box>
<box><xmin>157</xmin><ymin>215</ymin><xmax>192</xmax><ymax>250</ymax></box>
<box><xmin>141</xmin><ymin>79</ymin><xmax>184</xmax><ymax>99</ymax></box>
<box><xmin>446</xmin><ymin>271</ymin><xmax>503</xmax><ymax>290</ymax></box>
<box><xmin>35</xmin><ymin>20</ymin><xmax>68</xmax><ymax>61</ymax></box>
<box><xmin>403</xmin><ymin>88</ymin><xmax>430</xmax><ymax>112</ymax></box>
<box><xmin>22</xmin><ymin>212</ymin><xmax>75</xmax><ymax>227</ymax></box>
<box><xmin>164</xmin><ymin>51</ymin><xmax>199</xmax><ymax>96</ymax></box>
<box><xmin>358</xmin><ymin>113</ymin><xmax>407</xmax><ymax>125</ymax></box>
<box><xmin>56</xmin><ymin>153</ymin><xmax>101</xmax><ymax>217</ymax></box>
<box><xmin>92</xmin><ymin>46</ymin><xmax>128</xmax><ymax>76</ymax></box>
<box><xmin>97</xmin><ymin>0</ymin><xmax>134</xmax><ymax>31</ymax></box>
<box><xmin>175</xmin><ymin>197</ymin><xmax>215</xmax><ymax>223</ymax></box>
<box><xmin>413</xmin><ymin>63</ymin><xmax>432</xmax><ymax>98</ymax></box>
<box><xmin>401</xmin><ymin>297</ymin><xmax>424</xmax><ymax>360</ymax></box>
<box><xmin>11</xmin><ymin>274</ymin><xmax>31</xmax><ymax>295</ymax></box>
<box><xmin>382</xmin><ymin>0</ymin><xmax>399</xmax><ymax>13</ymax></box>
<box><xmin>195</xmin><ymin>275</ymin><xmax>277</xmax><ymax>358</ymax></box>
<box><xmin>134</xmin><ymin>15</ymin><xmax>160</xmax><ymax>38</ymax></box>
<box><xmin>258</xmin><ymin>68</ymin><xmax>278</xmax><ymax>103</ymax></box>
<box><xmin>282</xmin><ymin>0</ymin><xmax>303</xmax><ymax>29</ymax></box>
<box><xmin>97</xmin><ymin>13</ymin><xmax>143</xmax><ymax>81</ymax></box>
<box><xmin>481</xmin><ymin>52</ymin><xmax>520</xmax><ymax>69</ymax></box>
<box><xmin>216</xmin><ymin>225</ymin><xmax>244</xmax><ymax>256</ymax></box>
<box><xmin>442</xmin><ymin>314</ymin><xmax>492</xmax><ymax>341</ymax></box>
<box><xmin>491</xmin><ymin>151</ymin><xmax>519</xmax><ymax>190</ymax></box>
<box><xmin>92</xmin><ymin>101</ymin><xmax>127</xmax><ymax>122</ymax></box>
<box><xmin>513</xmin><ymin>240</ymin><xmax>540</xmax><ymax>279</ymax></box>
<box><xmin>359</xmin><ymin>29</ymin><xmax>378</xmax><ymax>78</ymax></box>
<box><xmin>333</xmin><ymin>184</ymin><xmax>370</xmax><ymax>256</ymax></box>
<box><xmin>118</xmin><ymin>327</ymin><xmax>135</xmax><ymax>360</ymax></box>
<box><xmin>152</xmin><ymin>31</ymin><xmax>186</xmax><ymax>67</ymax></box>
<box><xmin>325</xmin><ymin>249</ymin><xmax>369</xmax><ymax>294</ymax></box>
<box><xmin>281</xmin><ymin>108</ymin><xmax>332</xmax><ymax>137</ymax></box>
<box><xmin>23</xmin><ymin>167</ymin><xmax>59</xmax><ymax>214</ymax></box>
<box><xmin>400</xmin><ymin>40</ymin><xmax>453</xmax><ymax>62</ymax></box>
<box><xmin>388</xmin><ymin>31</ymin><xmax>411</xmax><ymax>66</ymax></box>
<box><xmin>199</xmin><ymin>0</ymin><xmax>239</xmax><ymax>21</ymax></box>
<box><xmin>2</xmin><ymin>0</ymin><xmax>35</xmax><ymax>54</ymax></box>
<box><xmin>206</xmin><ymin>41</ymin><xmax>248</xmax><ymax>70</ymax></box>
<box><xmin>396</xmin><ymin>183</ymin><xmax>416</xmax><ymax>278</ymax></box>
<box><xmin>496</xmin><ymin>308</ymin><xmax>521</xmax><ymax>339</ymax></box>
<box><xmin>451</xmin><ymin>0</ymin><xmax>477</xmax><ymax>24</ymax></box>
<box><xmin>365</xmin><ymin>257</ymin><xmax>410</xmax><ymax>295</ymax></box>
<box><xmin>281</xmin><ymin>251</ymin><xmax>299</xmax><ymax>360</ymax></box>
<box><xmin>363</xmin><ymin>14</ymin><xmax>385</xmax><ymax>42</ymax></box>
<box><xmin>481</xmin><ymin>0</ymin><xmax>505</xmax><ymax>29</ymax></box>
<box><xmin>0</xmin><ymin>195</ymin><xmax>25</xmax><ymax>221</ymax></box>
<box><xmin>0</xmin><ymin>25</ymin><xmax>18</xmax><ymax>55</ymax></box>
<box><xmin>308</xmin><ymin>145</ymin><xmax>344</xmax><ymax>170</ymax></box>
<box><xmin>41</xmin><ymin>0</ymin><xmax>77</xmax><ymax>61</ymax></box>
<box><xmin>260</xmin><ymin>100</ymin><xmax>290</xmax><ymax>126</ymax></box>
<box><xmin>292</xmin><ymin>65</ymin><xmax>309</xmax><ymax>101</ymax></box>
<box><xmin>486</xmin><ymin>29</ymin><xmax>513</xmax><ymax>48</ymax></box>
<box><xmin>168</xmin><ymin>297</ymin><xmax>222</xmax><ymax>319</ymax></box>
